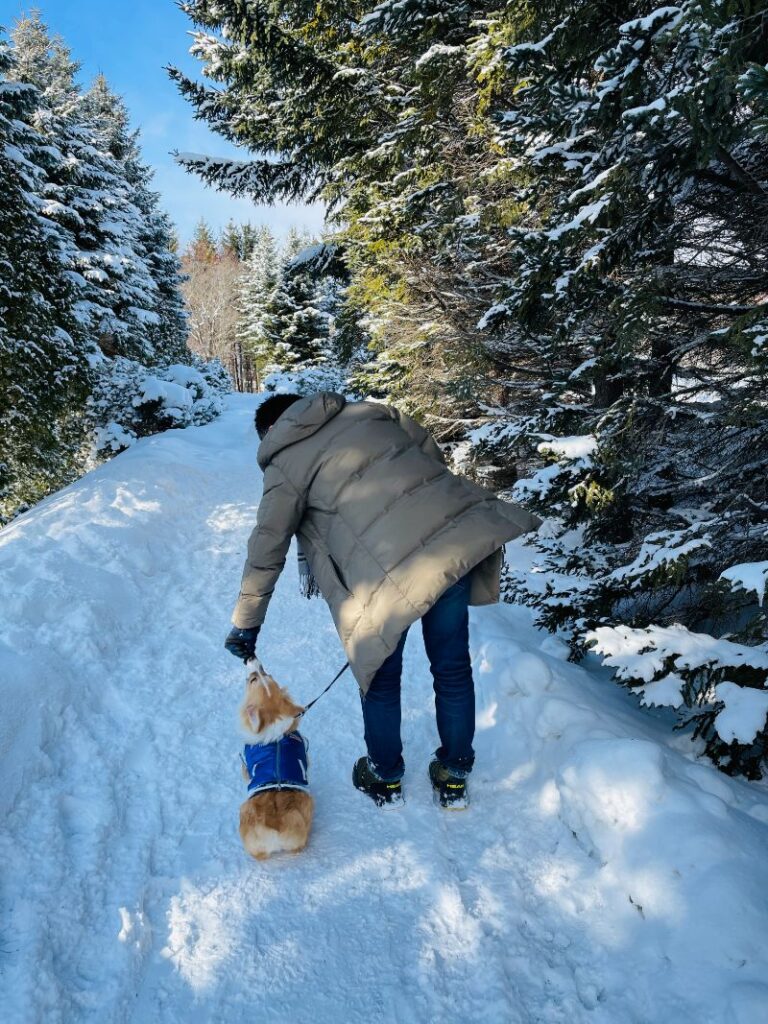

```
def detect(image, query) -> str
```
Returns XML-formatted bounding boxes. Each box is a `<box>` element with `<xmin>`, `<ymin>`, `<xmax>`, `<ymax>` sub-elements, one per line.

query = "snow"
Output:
<box><xmin>134</xmin><ymin>376</ymin><xmax>194</xmax><ymax>412</ymax></box>
<box><xmin>93</xmin><ymin>420</ymin><xmax>137</xmax><ymax>453</ymax></box>
<box><xmin>286</xmin><ymin>242</ymin><xmax>325</xmax><ymax>269</ymax></box>
<box><xmin>2</xmin><ymin>394</ymin><xmax>768</xmax><ymax>1023</ymax></box>
<box><xmin>568</xmin><ymin>357</ymin><xmax>597</xmax><ymax>380</ymax></box>
<box><xmin>623</xmin><ymin>96</ymin><xmax>667</xmax><ymax>120</ymax></box>
<box><xmin>714</xmin><ymin>683</ymin><xmax>768</xmax><ymax>745</ymax></box>
<box><xmin>721</xmin><ymin>561</ymin><xmax>768</xmax><ymax>607</ymax></box>
<box><xmin>415</xmin><ymin>44</ymin><xmax>464</xmax><ymax>69</ymax></box>
<box><xmin>619</xmin><ymin>7</ymin><xmax>683</xmax><ymax>37</ymax></box>
<box><xmin>588</xmin><ymin>622</ymin><xmax>768</xmax><ymax>684</ymax></box>
<box><xmin>537</xmin><ymin>435</ymin><xmax>597</xmax><ymax>459</ymax></box>
<box><xmin>608</xmin><ymin>528</ymin><xmax>711</xmax><ymax>587</ymax></box>
<box><xmin>504</xmin><ymin>23</ymin><xmax>564</xmax><ymax>59</ymax></box>
<box><xmin>512</xmin><ymin>436</ymin><xmax>596</xmax><ymax>501</ymax></box>
<box><xmin>638</xmin><ymin>673</ymin><xmax>685</xmax><ymax>709</ymax></box>
<box><xmin>546</xmin><ymin>198</ymin><xmax>610</xmax><ymax>240</ymax></box>
<box><xmin>161</xmin><ymin>364</ymin><xmax>208</xmax><ymax>389</ymax></box>
<box><xmin>513</xmin><ymin>460</ymin><xmax>569</xmax><ymax>499</ymax></box>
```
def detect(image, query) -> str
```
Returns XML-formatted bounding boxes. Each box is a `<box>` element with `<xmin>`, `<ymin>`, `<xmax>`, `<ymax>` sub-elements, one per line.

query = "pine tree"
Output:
<box><xmin>239</xmin><ymin>222</ymin><xmax>258</xmax><ymax>262</ymax></box>
<box><xmin>11</xmin><ymin>14</ymin><xmax>159</xmax><ymax>361</ymax></box>
<box><xmin>0</xmin><ymin>29</ymin><xmax>89</xmax><ymax>522</ymax></box>
<box><xmin>82</xmin><ymin>75</ymin><xmax>188</xmax><ymax>363</ymax></box>
<box><xmin>173</xmin><ymin>0</ymin><xmax>768</xmax><ymax>774</ymax></box>
<box><xmin>237</xmin><ymin>226</ymin><xmax>280</xmax><ymax>383</ymax></box>
<box><xmin>171</xmin><ymin>0</ymin><xmax>507</xmax><ymax>419</ymax></box>
<box><xmin>471</xmin><ymin>1</ymin><xmax>768</xmax><ymax>775</ymax></box>
<box><xmin>262</xmin><ymin>231</ymin><xmax>331</xmax><ymax>369</ymax></box>
<box><xmin>2</xmin><ymin>14</ymin><xmax>199</xmax><ymax>521</ymax></box>
<box><xmin>189</xmin><ymin>219</ymin><xmax>218</xmax><ymax>264</ymax></box>
<box><xmin>220</xmin><ymin>219</ymin><xmax>242</xmax><ymax>261</ymax></box>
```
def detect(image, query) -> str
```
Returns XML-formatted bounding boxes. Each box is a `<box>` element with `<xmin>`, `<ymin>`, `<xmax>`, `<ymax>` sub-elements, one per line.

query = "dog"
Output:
<box><xmin>238</xmin><ymin>659</ymin><xmax>314</xmax><ymax>860</ymax></box>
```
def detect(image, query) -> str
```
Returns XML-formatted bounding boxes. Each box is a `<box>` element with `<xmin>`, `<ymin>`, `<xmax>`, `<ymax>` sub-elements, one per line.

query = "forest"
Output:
<box><xmin>2</xmin><ymin>2</ymin><xmax>767</xmax><ymax>777</ymax></box>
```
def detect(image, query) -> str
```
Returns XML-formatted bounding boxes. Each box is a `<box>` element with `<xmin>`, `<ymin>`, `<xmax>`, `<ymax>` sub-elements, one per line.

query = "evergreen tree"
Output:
<box><xmin>0</xmin><ymin>30</ymin><xmax>88</xmax><ymax>522</ymax></box>
<box><xmin>237</xmin><ymin>226</ymin><xmax>280</xmax><ymax>382</ymax></box>
<box><xmin>262</xmin><ymin>231</ymin><xmax>332</xmax><ymax>369</ymax></box>
<box><xmin>239</xmin><ymin>222</ymin><xmax>258</xmax><ymax>262</ymax></box>
<box><xmin>220</xmin><ymin>219</ymin><xmax>259</xmax><ymax>262</ymax></box>
<box><xmin>11</xmin><ymin>14</ymin><xmax>159</xmax><ymax>361</ymax></box>
<box><xmin>174</xmin><ymin>0</ymin><xmax>768</xmax><ymax>774</ymax></box>
<box><xmin>220</xmin><ymin>219</ymin><xmax>242</xmax><ymax>261</ymax></box>
<box><xmin>82</xmin><ymin>73</ymin><xmax>188</xmax><ymax>363</ymax></box>
<box><xmin>189</xmin><ymin>218</ymin><xmax>218</xmax><ymax>264</ymax></box>
<box><xmin>2</xmin><ymin>14</ymin><xmax>199</xmax><ymax>522</ymax></box>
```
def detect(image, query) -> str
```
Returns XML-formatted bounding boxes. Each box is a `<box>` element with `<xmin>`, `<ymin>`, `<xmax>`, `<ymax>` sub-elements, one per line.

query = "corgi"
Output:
<box><xmin>238</xmin><ymin>660</ymin><xmax>314</xmax><ymax>860</ymax></box>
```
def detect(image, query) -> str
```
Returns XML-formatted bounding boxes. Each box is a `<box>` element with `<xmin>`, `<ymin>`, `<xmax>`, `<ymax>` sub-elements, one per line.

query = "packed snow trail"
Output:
<box><xmin>2</xmin><ymin>395</ymin><xmax>768</xmax><ymax>1024</ymax></box>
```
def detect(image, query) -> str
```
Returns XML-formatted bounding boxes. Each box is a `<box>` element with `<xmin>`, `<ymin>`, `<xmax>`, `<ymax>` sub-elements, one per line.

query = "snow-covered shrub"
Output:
<box><xmin>588</xmin><ymin>624</ymin><xmax>768</xmax><ymax>779</ymax></box>
<box><xmin>262</xmin><ymin>363</ymin><xmax>351</xmax><ymax>397</ymax></box>
<box><xmin>89</xmin><ymin>356</ymin><xmax>231</xmax><ymax>456</ymax></box>
<box><xmin>501</xmin><ymin>430</ymin><xmax>768</xmax><ymax>776</ymax></box>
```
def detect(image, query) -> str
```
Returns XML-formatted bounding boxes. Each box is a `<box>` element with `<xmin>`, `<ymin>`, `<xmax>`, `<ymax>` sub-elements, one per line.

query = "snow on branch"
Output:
<box><xmin>720</xmin><ymin>562</ymin><xmax>768</xmax><ymax>607</ymax></box>
<box><xmin>587</xmin><ymin>623</ymin><xmax>768</xmax><ymax>745</ymax></box>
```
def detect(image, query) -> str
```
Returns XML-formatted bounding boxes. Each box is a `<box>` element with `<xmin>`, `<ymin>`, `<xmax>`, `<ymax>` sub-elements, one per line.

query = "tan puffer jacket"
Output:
<box><xmin>232</xmin><ymin>393</ymin><xmax>541</xmax><ymax>692</ymax></box>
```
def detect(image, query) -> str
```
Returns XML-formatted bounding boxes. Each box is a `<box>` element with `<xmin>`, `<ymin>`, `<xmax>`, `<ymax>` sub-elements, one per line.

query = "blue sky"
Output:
<box><xmin>0</xmin><ymin>0</ymin><xmax>327</xmax><ymax>245</ymax></box>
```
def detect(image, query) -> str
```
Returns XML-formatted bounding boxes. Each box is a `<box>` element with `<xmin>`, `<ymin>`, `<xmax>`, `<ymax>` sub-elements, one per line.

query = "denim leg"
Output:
<box><xmin>360</xmin><ymin>628</ymin><xmax>409</xmax><ymax>781</ymax></box>
<box><xmin>421</xmin><ymin>573</ymin><xmax>475</xmax><ymax>774</ymax></box>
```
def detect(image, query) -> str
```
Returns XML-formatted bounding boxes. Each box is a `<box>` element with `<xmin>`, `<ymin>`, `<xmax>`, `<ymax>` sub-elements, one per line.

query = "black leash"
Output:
<box><xmin>298</xmin><ymin>661</ymin><xmax>350</xmax><ymax>717</ymax></box>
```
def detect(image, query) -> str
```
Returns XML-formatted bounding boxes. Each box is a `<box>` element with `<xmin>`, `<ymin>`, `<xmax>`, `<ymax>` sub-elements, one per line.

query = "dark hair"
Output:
<box><xmin>254</xmin><ymin>393</ymin><xmax>303</xmax><ymax>439</ymax></box>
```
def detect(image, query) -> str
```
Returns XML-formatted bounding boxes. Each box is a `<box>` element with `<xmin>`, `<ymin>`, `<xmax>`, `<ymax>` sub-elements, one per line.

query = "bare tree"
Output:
<box><xmin>180</xmin><ymin>224</ymin><xmax>251</xmax><ymax>389</ymax></box>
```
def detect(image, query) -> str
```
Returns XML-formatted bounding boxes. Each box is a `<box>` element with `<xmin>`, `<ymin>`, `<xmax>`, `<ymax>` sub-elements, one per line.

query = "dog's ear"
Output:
<box><xmin>244</xmin><ymin>703</ymin><xmax>262</xmax><ymax>733</ymax></box>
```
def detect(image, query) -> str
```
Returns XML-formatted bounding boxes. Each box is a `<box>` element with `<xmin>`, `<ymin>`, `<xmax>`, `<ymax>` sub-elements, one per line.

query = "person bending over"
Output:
<box><xmin>225</xmin><ymin>391</ymin><xmax>540</xmax><ymax>808</ymax></box>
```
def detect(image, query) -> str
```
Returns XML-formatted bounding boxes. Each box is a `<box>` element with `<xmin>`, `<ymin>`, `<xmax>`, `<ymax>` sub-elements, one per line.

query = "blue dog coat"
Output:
<box><xmin>243</xmin><ymin>732</ymin><xmax>310</xmax><ymax>797</ymax></box>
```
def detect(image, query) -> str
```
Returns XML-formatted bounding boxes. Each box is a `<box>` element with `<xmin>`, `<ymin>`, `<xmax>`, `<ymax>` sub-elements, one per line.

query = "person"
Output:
<box><xmin>225</xmin><ymin>392</ymin><xmax>540</xmax><ymax>808</ymax></box>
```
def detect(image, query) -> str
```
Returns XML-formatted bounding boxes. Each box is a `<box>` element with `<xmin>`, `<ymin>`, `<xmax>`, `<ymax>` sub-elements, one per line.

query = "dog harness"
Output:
<box><xmin>243</xmin><ymin>732</ymin><xmax>310</xmax><ymax>797</ymax></box>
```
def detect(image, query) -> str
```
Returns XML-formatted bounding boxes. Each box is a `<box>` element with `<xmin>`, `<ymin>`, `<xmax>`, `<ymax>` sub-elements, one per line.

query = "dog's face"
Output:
<box><xmin>240</xmin><ymin>666</ymin><xmax>304</xmax><ymax>744</ymax></box>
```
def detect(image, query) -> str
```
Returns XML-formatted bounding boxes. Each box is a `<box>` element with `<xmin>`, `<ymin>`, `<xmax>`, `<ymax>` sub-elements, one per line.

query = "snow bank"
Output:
<box><xmin>1</xmin><ymin>395</ymin><xmax>768</xmax><ymax>1023</ymax></box>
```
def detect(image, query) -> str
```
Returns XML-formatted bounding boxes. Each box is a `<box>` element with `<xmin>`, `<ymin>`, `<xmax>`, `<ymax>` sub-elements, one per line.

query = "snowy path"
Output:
<box><xmin>2</xmin><ymin>395</ymin><xmax>768</xmax><ymax>1024</ymax></box>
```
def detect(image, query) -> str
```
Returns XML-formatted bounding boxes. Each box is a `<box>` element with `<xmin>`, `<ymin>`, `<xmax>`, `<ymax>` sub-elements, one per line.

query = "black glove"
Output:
<box><xmin>224</xmin><ymin>625</ymin><xmax>261</xmax><ymax>662</ymax></box>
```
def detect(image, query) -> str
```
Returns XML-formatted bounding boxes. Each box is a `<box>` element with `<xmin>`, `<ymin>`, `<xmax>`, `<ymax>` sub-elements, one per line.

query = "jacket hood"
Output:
<box><xmin>257</xmin><ymin>391</ymin><xmax>347</xmax><ymax>469</ymax></box>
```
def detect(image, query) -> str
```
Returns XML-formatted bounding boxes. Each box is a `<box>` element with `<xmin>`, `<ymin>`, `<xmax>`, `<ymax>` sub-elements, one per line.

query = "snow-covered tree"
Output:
<box><xmin>263</xmin><ymin>230</ymin><xmax>332</xmax><ymax>369</ymax></box>
<box><xmin>173</xmin><ymin>0</ymin><xmax>768</xmax><ymax>774</ymax></box>
<box><xmin>82</xmin><ymin>73</ymin><xmax>188</xmax><ymax>364</ymax></box>
<box><xmin>0</xmin><ymin>31</ymin><xmax>88</xmax><ymax>522</ymax></box>
<box><xmin>473</xmin><ymin>1</ymin><xmax>768</xmax><ymax>776</ymax></box>
<box><xmin>236</xmin><ymin>225</ymin><xmax>280</xmax><ymax>386</ymax></box>
<box><xmin>1</xmin><ymin>14</ymin><xmax>217</xmax><ymax>523</ymax></box>
<box><xmin>10</xmin><ymin>15</ymin><xmax>162</xmax><ymax>361</ymax></box>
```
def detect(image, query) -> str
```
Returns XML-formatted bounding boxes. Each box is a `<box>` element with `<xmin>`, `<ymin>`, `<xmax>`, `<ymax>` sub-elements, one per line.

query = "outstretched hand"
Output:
<box><xmin>224</xmin><ymin>625</ymin><xmax>261</xmax><ymax>662</ymax></box>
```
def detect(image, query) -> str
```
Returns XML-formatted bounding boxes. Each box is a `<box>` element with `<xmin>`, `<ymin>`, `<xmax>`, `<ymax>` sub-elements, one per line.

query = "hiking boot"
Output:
<box><xmin>429</xmin><ymin>759</ymin><xmax>469</xmax><ymax>810</ymax></box>
<box><xmin>352</xmin><ymin>756</ymin><xmax>403</xmax><ymax>807</ymax></box>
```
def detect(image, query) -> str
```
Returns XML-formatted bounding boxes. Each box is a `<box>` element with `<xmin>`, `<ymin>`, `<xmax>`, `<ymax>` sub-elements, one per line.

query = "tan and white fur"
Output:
<box><xmin>238</xmin><ymin>659</ymin><xmax>314</xmax><ymax>860</ymax></box>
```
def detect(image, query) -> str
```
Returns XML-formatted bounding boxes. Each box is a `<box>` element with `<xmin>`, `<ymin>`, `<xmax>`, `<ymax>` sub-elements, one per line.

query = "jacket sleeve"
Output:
<box><xmin>231</xmin><ymin>463</ymin><xmax>306</xmax><ymax>629</ymax></box>
<box><xmin>392</xmin><ymin>408</ymin><xmax>447</xmax><ymax>465</ymax></box>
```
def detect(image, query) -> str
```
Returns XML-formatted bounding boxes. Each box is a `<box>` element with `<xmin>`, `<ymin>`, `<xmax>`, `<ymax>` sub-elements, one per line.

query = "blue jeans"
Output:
<box><xmin>360</xmin><ymin>574</ymin><xmax>475</xmax><ymax>781</ymax></box>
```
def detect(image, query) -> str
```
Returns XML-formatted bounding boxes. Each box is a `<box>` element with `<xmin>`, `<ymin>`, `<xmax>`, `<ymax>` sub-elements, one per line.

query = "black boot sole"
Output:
<box><xmin>431</xmin><ymin>781</ymin><xmax>470</xmax><ymax>810</ymax></box>
<box><xmin>352</xmin><ymin>762</ymin><xmax>404</xmax><ymax>807</ymax></box>
<box><xmin>354</xmin><ymin>780</ymin><xmax>404</xmax><ymax>807</ymax></box>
